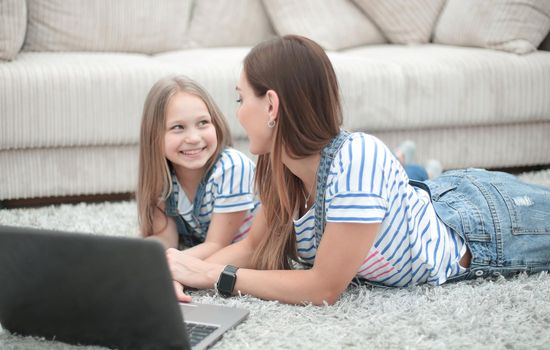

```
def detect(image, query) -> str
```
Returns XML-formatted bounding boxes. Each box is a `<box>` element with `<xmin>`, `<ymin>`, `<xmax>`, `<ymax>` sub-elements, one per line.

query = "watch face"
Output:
<box><xmin>217</xmin><ymin>266</ymin><xmax>238</xmax><ymax>297</ymax></box>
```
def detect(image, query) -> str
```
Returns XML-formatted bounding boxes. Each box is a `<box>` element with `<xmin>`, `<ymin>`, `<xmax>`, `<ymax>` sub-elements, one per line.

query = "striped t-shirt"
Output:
<box><xmin>293</xmin><ymin>133</ymin><xmax>467</xmax><ymax>286</ymax></box>
<box><xmin>175</xmin><ymin>148</ymin><xmax>258</xmax><ymax>242</ymax></box>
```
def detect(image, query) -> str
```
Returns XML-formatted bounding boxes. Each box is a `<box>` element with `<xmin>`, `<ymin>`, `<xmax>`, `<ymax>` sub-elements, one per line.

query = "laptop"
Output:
<box><xmin>0</xmin><ymin>225</ymin><xmax>248</xmax><ymax>350</ymax></box>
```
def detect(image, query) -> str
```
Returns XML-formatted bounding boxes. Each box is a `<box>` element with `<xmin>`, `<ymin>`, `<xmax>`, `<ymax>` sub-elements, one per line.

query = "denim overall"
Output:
<box><xmin>313</xmin><ymin>132</ymin><xmax>550</xmax><ymax>285</ymax></box>
<box><xmin>427</xmin><ymin>169</ymin><xmax>550</xmax><ymax>282</ymax></box>
<box><xmin>164</xmin><ymin>154</ymin><xmax>223</xmax><ymax>248</ymax></box>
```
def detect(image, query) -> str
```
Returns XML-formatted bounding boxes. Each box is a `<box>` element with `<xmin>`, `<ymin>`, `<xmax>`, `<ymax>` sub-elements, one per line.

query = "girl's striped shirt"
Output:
<box><xmin>175</xmin><ymin>148</ymin><xmax>259</xmax><ymax>242</ymax></box>
<box><xmin>293</xmin><ymin>133</ymin><xmax>467</xmax><ymax>286</ymax></box>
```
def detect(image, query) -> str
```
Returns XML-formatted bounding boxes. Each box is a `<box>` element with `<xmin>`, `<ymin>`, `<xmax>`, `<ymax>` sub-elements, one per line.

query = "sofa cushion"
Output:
<box><xmin>434</xmin><ymin>0</ymin><xmax>550</xmax><ymax>55</ymax></box>
<box><xmin>4</xmin><ymin>45</ymin><xmax>550</xmax><ymax>152</ymax></box>
<box><xmin>0</xmin><ymin>52</ymin><xmax>177</xmax><ymax>149</ymax></box>
<box><xmin>23</xmin><ymin>0</ymin><xmax>193</xmax><ymax>54</ymax></box>
<box><xmin>337</xmin><ymin>45</ymin><xmax>550</xmax><ymax>130</ymax></box>
<box><xmin>262</xmin><ymin>0</ymin><xmax>386</xmax><ymax>51</ymax></box>
<box><xmin>353</xmin><ymin>0</ymin><xmax>445</xmax><ymax>44</ymax></box>
<box><xmin>186</xmin><ymin>0</ymin><xmax>275</xmax><ymax>47</ymax></box>
<box><xmin>0</xmin><ymin>0</ymin><xmax>26</xmax><ymax>61</ymax></box>
<box><xmin>0</xmin><ymin>49</ymin><xmax>252</xmax><ymax>150</ymax></box>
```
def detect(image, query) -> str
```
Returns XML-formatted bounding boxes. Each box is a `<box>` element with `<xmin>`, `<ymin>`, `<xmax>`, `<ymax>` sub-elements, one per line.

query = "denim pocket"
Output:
<box><xmin>491</xmin><ymin>182</ymin><xmax>550</xmax><ymax>235</ymax></box>
<box><xmin>432</xmin><ymin>186</ymin><xmax>491</xmax><ymax>242</ymax></box>
<box><xmin>430</xmin><ymin>183</ymin><xmax>457</xmax><ymax>201</ymax></box>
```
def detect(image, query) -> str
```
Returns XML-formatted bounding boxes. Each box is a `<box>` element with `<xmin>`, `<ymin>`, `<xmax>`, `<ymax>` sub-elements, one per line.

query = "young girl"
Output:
<box><xmin>137</xmin><ymin>75</ymin><xmax>259</xmax><ymax>261</ymax></box>
<box><xmin>166</xmin><ymin>36</ymin><xmax>550</xmax><ymax>306</ymax></box>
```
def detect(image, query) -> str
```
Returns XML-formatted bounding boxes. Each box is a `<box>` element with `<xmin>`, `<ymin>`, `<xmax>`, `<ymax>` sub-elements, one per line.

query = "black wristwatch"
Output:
<box><xmin>216</xmin><ymin>265</ymin><xmax>239</xmax><ymax>297</ymax></box>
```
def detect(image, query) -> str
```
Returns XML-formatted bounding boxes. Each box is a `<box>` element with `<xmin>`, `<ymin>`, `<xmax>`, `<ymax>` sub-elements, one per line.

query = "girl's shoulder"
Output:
<box><xmin>216</xmin><ymin>147</ymin><xmax>256</xmax><ymax>167</ymax></box>
<box><xmin>208</xmin><ymin>147</ymin><xmax>256</xmax><ymax>194</ymax></box>
<box><xmin>209</xmin><ymin>147</ymin><xmax>256</xmax><ymax>179</ymax></box>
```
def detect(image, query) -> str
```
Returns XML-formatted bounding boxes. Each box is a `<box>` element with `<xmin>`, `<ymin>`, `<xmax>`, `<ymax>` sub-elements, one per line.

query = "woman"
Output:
<box><xmin>167</xmin><ymin>35</ymin><xmax>550</xmax><ymax>306</ymax></box>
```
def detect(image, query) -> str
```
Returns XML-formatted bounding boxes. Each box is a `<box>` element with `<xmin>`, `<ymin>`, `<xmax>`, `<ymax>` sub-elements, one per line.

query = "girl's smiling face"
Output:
<box><xmin>164</xmin><ymin>91</ymin><xmax>218</xmax><ymax>172</ymax></box>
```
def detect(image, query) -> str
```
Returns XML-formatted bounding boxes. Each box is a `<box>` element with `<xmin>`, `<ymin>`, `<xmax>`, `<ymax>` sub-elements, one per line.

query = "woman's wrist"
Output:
<box><xmin>208</xmin><ymin>264</ymin><xmax>226</xmax><ymax>287</ymax></box>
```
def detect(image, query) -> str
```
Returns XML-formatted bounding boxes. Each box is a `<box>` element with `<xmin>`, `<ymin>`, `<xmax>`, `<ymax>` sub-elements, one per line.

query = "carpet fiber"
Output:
<box><xmin>1</xmin><ymin>169</ymin><xmax>550</xmax><ymax>350</ymax></box>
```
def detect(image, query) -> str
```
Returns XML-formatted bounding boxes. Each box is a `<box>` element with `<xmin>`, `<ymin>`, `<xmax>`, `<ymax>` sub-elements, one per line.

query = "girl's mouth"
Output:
<box><xmin>180</xmin><ymin>147</ymin><xmax>206</xmax><ymax>156</ymax></box>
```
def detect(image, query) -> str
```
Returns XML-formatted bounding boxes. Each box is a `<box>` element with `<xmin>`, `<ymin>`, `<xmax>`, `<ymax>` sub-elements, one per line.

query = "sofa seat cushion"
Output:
<box><xmin>336</xmin><ymin>44</ymin><xmax>550</xmax><ymax>131</ymax></box>
<box><xmin>4</xmin><ymin>46</ymin><xmax>550</xmax><ymax>152</ymax></box>
<box><xmin>0</xmin><ymin>52</ymin><xmax>176</xmax><ymax>149</ymax></box>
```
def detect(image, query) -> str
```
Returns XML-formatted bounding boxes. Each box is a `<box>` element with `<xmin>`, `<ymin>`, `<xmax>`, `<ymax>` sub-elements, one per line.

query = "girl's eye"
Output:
<box><xmin>171</xmin><ymin>125</ymin><xmax>184</xmax><ymax>130</ymax></box>
<box><xmin>236</xmin><ymin>97</ymin><xmax>242</xmax><ymax>103</ymax></box>
<box><xmin>198</xmin><ymin>120</ymin><xmax>210</xmax><ymax>127</ymax></box>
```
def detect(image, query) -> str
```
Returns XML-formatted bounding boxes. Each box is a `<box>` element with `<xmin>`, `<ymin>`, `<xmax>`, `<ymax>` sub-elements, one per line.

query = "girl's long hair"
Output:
<box><xmin>245</xmin><ymin>35</ymin><xmax>343</xmax><ymax>270</ymax></box>
<box><xmin>137</xmin><ymin>75</ymin><xmax>232</xmax><ymax>237</ymax></box>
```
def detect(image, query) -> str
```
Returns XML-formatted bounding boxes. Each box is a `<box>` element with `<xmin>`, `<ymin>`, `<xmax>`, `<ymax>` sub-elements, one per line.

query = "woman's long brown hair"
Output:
<box><xmin>245</xmin><ymin>35</ymin><xmax>343</xmax><ymax>270</ymax></box>
<box><xmin>137</xmin><ymin>75</ymin><xmax>232</xmax><ymax>237</ymax></box>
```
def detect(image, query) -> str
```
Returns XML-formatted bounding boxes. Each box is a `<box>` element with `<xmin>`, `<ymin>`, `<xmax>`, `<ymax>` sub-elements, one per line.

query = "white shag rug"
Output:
<box><xmin>1</xmin><ymin>169</ymin><xmax>550</xmax><ymax>350</ymax></box>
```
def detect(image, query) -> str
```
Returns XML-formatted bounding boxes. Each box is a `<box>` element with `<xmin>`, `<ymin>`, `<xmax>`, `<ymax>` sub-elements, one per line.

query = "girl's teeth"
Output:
<box><xmin>182</xmin><ymin>149</ymin><xmax>202</xmax><ymax>155</ymax></box>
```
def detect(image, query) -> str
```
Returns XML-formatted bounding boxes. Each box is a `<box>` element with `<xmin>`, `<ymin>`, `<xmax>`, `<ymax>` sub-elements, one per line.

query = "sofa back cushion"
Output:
<box><xmin>434</xmin><ymin>0</ymin><xmax>550</xmax><ymax>54</ymax></box>
<box><xmin>187</xmin><ymin>0</ymin><xmax>275</xmax><ymax>47</ymax></box>
<box><xmin>353</xmin><ymin>0</ymin><xmax>446</xmax><ymax>44</ymax></box>
<box><xmin>23</xmin><ymin>0</ymin><xmax>193</xmax><ymax>54</ymax></box>
<box><xmin>0</xmin><ymin>0</ymin><xmax>26</xmax><ymax>61</ymax></box>
<box><xmin>262</xmin><ymin>0</ymin><xmax>386</xmax><ymax>51</ymax></box>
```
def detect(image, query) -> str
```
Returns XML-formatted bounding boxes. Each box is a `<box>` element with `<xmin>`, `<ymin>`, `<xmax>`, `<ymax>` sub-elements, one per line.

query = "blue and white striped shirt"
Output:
<box><xmin>294</xmin><ymin>133</ymin><xmax>467</xmax><ymax>286</ymax></box>
<box><xmin>176</xmin><ymin>148</ymin><xmax>258</xmax><ymax>242</ymax></box>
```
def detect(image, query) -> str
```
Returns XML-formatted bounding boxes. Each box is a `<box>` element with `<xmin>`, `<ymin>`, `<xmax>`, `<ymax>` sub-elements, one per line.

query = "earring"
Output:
<box><xmin>267</xmin><ymin>120</ymin><xmax>276</xmax><ymax>128</ymax></box>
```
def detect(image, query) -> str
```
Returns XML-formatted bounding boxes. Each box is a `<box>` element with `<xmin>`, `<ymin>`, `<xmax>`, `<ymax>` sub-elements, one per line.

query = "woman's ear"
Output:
<box><xmin>266</xmin><ymin>90</ymin><xmax>279</xmax><ymax>122</ymax></box>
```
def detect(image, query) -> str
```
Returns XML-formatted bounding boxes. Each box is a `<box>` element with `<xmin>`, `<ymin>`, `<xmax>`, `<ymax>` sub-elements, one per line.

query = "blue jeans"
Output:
<box><xmin>404</xmin><ymin>164</ymin><xmax>429</xmax><ymax>181</ymax></box>
<box><xmin>426</xmin><ymin>169</ymin><xmax>550</xmax><ymax>282</ymax></box>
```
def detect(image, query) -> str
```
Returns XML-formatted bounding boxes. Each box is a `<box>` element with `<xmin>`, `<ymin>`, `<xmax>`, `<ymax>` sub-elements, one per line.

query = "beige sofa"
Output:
<box><xmin>1</xmin><ymin>0</ymin><xmax>550</xmax><ymax>201</ymax></box>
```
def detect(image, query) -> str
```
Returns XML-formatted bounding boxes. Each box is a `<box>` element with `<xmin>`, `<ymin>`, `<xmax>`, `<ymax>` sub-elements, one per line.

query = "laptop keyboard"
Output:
<box><xmin>185</xmin><ymin>322</ymin><xmax>219</xmax><ymax>347</ymax></box>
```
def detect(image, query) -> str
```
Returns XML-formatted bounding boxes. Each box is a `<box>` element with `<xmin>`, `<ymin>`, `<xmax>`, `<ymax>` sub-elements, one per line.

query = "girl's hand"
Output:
<box><xmin>166</xmin><ymin>248</ymin><xmax>224</xmax><ymax>290</ymax></box>
<box><xmin>173</xmin><ymin>280</ymin><xmax>193</xmax><ymax>303</ymax></box>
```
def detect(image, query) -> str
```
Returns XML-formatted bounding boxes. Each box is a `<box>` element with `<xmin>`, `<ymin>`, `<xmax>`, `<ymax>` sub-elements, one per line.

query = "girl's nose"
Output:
<box><xmin>184</xmin><ymin>131</ymin><xmax>201</xmax><ymax>144</ymax></box>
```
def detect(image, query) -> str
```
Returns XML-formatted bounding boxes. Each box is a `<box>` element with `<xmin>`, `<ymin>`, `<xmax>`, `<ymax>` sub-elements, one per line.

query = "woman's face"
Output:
<box><xmin>236</xmin><ymin>71</ymin><xmax>274</xmax><ymax>155</ymax></box>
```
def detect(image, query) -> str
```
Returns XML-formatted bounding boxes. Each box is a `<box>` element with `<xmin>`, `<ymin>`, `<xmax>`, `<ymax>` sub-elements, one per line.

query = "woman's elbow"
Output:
<box><xmin>310</xmin><ymin>285</ymin><xmax>345</xmax><ymax>306</ymax></box>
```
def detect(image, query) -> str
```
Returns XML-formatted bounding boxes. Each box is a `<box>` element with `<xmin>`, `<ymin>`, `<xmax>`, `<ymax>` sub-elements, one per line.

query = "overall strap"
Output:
<box><xmin>408</xmin><ymin>179</ymin><xmax>432</xmax><ymax>197</ymax></box>
<box><xmin>313</xmin><ymin>130</ymin><xmax>351</xmax><ymax>247</ymax></box>
<box><xmin>166</xmin><ymin>149</ymin><xmax>225</xmax><ymax>246</ymax></box>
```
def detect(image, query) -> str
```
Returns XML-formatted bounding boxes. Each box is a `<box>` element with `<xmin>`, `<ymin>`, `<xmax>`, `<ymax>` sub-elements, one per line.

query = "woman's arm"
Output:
<box><xmin>168</xmin><ymin>220</ymin><xmax>380</xmax><ymax>305</ymax></box>
<box><xmin>179</xmin><ymin>210</ymin><xmax>248</xmax><ymax>259</ymax></box>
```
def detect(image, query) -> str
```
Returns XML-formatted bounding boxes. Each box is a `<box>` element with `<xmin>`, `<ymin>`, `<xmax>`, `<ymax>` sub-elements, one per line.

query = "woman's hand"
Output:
<box><xmin>173</xmin><ymin>280</ymin><xmax>193</xmax><ymax>303</ymax></box>
<box><xmin>166</xmin><ymin>248</ymin><xmax>225</xmax><ymax>290</ymax></box>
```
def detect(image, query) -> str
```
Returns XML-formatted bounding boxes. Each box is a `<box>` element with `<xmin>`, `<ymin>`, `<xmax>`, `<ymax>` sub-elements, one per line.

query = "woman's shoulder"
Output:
<box><xmin>337</xmin><ymin>132</ymin><xmax>389</xmax><ymax>159</ymax></box>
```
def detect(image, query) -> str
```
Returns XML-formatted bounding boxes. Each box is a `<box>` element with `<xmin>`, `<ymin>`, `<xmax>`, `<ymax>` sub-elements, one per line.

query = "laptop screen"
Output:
<box><xmin>0</xmin><ymin>226</ymin><xmax>190</xmax><ymax>349</ymax></box>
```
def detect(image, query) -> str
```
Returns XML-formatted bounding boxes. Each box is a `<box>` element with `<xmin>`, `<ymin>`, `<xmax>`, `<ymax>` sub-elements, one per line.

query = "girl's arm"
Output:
<box><xmin>203</xmin><ymin>206</ymin><xmax>268</xmax><ymax>267</ymax></box>
<box><xmin>179</xmin><ymin>210</ymin><xmax>248</xmax><ymax>259</ymax></box>
<box><xmin>169</xmin><ymin>206</ymin><xmax>268</xmax><ymax>267</ymax></box>
<box><xmin>168</xmin><ymin>220</ymin><xmax>380</xmax><ymax>306</ymax></box>
<box><xmin>167</xmin><ymin>206</ymin><xmax>268</xmax><ymax>302</ymax></box>
<box><xmin>146</xmin><ymin>205</ymin><xmax>179</xmax><ymax>250</ymax></box>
